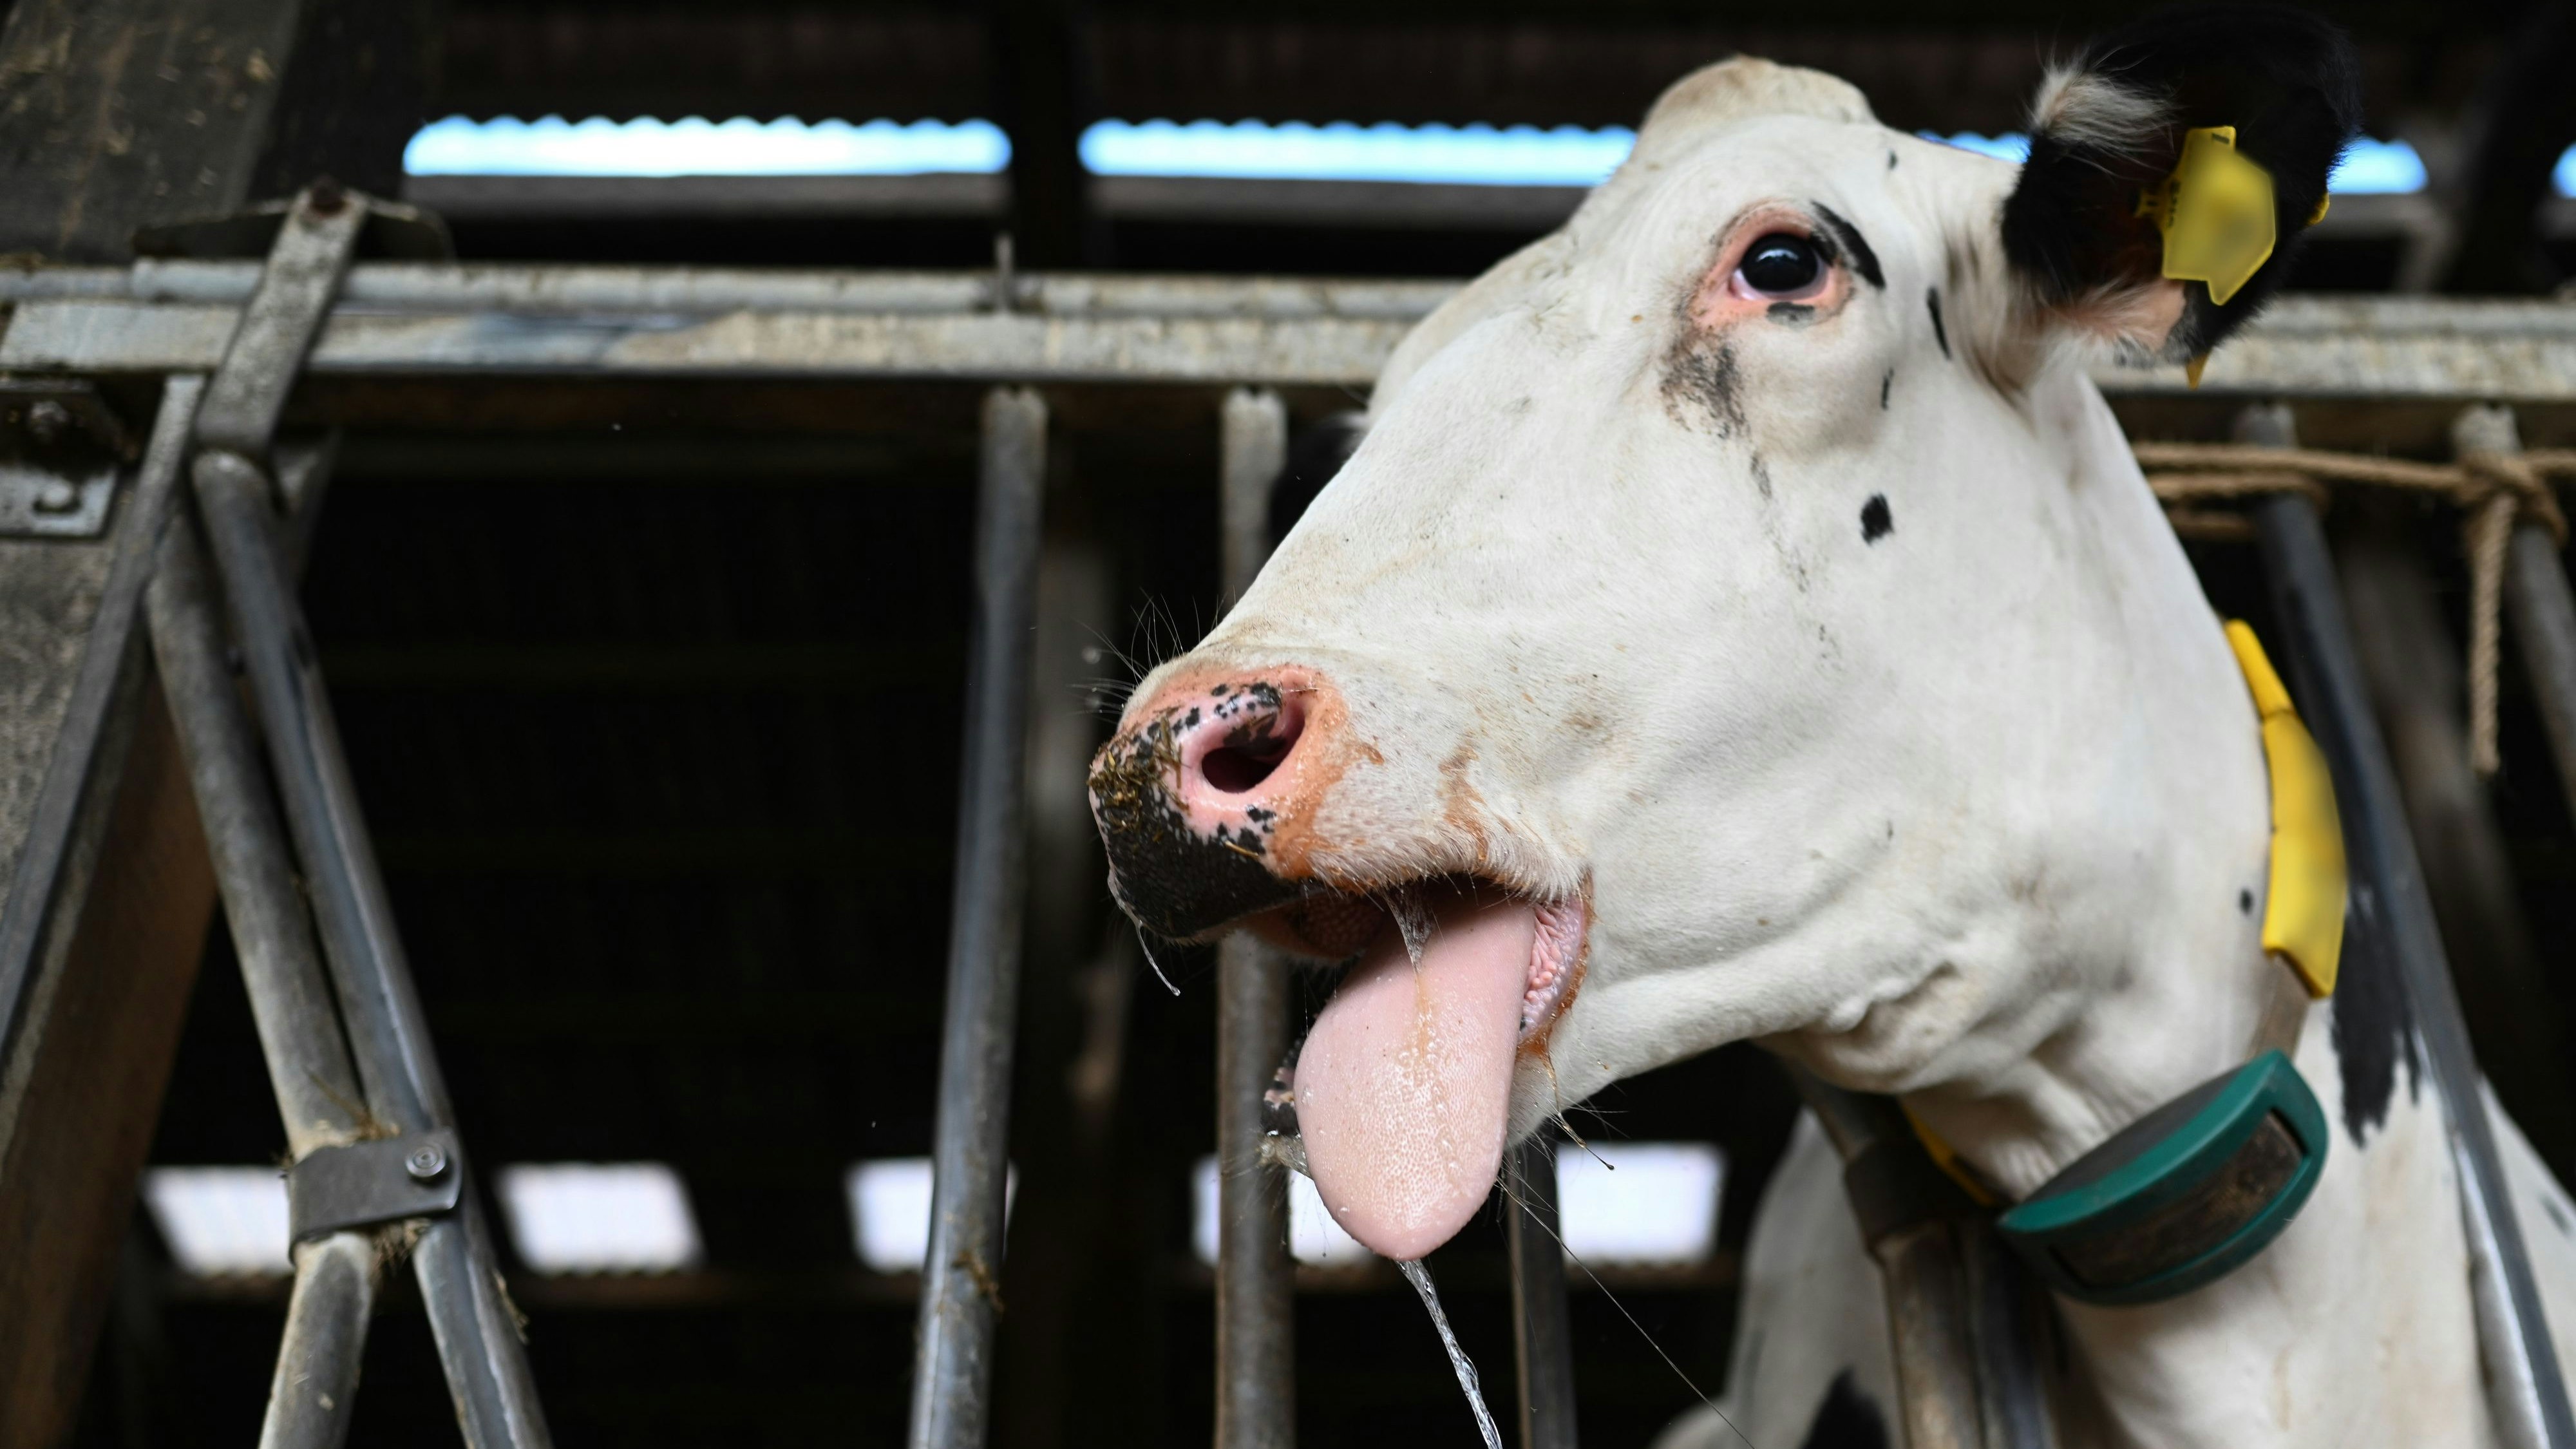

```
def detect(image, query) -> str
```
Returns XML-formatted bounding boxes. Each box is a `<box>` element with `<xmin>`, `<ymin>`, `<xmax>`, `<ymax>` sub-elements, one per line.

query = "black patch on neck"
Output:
<box><xmin>1926</xmin><ymin>287</ymin><xmax>1951</xmax><ymax>359</ymax></box>
<box><xmin>1799</xmin><ymin>1370</ymin><xmax>1889</xmax><ymax>1449</ymax></box>
<box><xmin>1812</xmin><ymin>203</ymin><xmax>1885</xmax><ymax>289</ymax></box>
<box><xmin>1860</xmin><ymin>495</ymin><xmax>1893</xmax><ymax>542</ymax></box>
<box><xmin>2329</xmin><ymin>882</ymin><xmax>2422</xmax><ymax>1142</ymax></box>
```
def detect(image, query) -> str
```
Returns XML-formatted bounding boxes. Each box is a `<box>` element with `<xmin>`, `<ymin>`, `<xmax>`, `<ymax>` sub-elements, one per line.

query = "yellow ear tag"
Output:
<box><xmin>2136</xmin><ymin>126</ymin><xmax>2278</xmax><ymax>307</ymax></box>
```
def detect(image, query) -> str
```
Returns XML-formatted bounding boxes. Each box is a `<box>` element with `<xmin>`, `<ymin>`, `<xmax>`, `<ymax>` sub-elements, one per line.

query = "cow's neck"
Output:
<box><xmin>1868</xmin><ymin>595</ymin><xmax>2286</xmax><ymax>1206</ymax></box>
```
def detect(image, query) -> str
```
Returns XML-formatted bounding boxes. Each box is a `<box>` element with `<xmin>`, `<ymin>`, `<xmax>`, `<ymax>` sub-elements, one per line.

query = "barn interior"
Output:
<box><xmin>1</xmin><ymin>1</ymin><xmax>2572</xmax><ymax>1446</ymax></box>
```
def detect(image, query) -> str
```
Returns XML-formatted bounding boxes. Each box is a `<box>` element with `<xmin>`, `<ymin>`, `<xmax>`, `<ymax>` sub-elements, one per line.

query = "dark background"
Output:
<box><xmin>14</xmin><ymin>0</ymin><xmax>2574</xmax><ymax>1445</ymax></box>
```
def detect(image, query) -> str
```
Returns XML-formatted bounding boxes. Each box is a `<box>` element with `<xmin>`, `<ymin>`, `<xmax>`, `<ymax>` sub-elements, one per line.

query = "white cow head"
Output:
<box><xmin>1092</xmin><ymin>12</ymin><xmax>2360</xmax><ymax>1259</ymax></box>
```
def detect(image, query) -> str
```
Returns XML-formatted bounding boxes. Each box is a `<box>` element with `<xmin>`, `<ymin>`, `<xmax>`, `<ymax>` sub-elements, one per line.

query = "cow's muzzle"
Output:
<box><xmin>1088</xmin><ymin>671</ymin><xmax>1327</xmax><ymax>940</ymax></box>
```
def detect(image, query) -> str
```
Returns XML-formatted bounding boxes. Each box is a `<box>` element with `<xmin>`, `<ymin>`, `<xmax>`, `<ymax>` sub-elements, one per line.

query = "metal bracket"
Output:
<box><xmin>0</xmin><ymin>380</ymin><xmax>135</xmax><ymax>538</ymax></box>
<box><xmin>288</xmin><ymin>1130</ymin><xmax>464</xmax><ymax>1242</ymax></box>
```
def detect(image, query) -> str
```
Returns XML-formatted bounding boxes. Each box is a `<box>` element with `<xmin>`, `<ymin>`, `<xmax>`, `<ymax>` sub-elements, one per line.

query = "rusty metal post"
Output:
<box><xmin>909</xmin><ymin>387</ymin><xmax>1048</xmax><ymax>1449</ymax></box>
<box><xmin>1215</xmin><ymin>387</ymin><xmax>1297</xmax><ymax>1449</ymax></box>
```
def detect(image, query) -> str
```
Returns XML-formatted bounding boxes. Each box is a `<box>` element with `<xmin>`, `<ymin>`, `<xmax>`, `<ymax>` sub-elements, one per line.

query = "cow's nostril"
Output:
<box><xmin>1202</xmin><ymin>737</ymin><xmax>1291</xmax><ymax>793</ymax></box>
<box><xmin>1192</xmin><ymin>694</ymin><xmax>1305</xmax><ymax>796</ymax></box>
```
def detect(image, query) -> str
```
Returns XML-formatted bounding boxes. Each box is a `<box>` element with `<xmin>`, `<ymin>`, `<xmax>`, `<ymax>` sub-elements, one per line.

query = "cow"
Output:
<box><xmin>1087</xmin><ymin>8</ymin><xmax>2576</xmax><ymax>1446</ymax></box>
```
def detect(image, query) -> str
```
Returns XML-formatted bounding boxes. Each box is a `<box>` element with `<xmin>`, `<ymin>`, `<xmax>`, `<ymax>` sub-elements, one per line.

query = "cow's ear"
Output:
<box><xmin>2000</xmin><ymin>5</ymin><xmax>2361</xmax><ymax>361</ymax></box>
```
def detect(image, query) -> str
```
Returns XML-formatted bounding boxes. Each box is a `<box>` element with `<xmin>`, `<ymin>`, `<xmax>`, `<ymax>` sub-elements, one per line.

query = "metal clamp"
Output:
<box><xmin>287</xmin><ymin>1130</ymin><xmax>464</xmax><ymax>1243</ymax></box>
<box><xmin>0</xmin><ymin>379</ymin><xmax>136</xmax><ymax>538</ymax></box>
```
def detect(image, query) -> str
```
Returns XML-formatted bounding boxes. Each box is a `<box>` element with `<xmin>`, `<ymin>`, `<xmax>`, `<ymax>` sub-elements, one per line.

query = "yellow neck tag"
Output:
<box><xmin>2137</xmin><ymin>127</ymin><xmax>2278</xmax><ymax>307</ymax></box>
<box><xmin>2224</xmin><ymin>621</ymin><xmax>2345</xmax><ymax>998</ymax></box>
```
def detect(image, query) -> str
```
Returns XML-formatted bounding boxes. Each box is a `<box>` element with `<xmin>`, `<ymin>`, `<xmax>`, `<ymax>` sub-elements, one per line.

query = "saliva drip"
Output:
<box><xmin>1391</xmin><ymin>888</ymin><xmax>1435</xmax><ymax>965</ymax></box>
<box><xmin>1397</xmin><ymin>1257</ymin><xmax>1504</xmax><ymax>1449</ymax></box>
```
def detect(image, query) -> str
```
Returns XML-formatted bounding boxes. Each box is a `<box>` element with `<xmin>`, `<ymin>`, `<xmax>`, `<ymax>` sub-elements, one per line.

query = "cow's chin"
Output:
<box><xmin>1247</xmin><ymin>878</ymin><xmax>1589</xmax><ymax>1262</ymax></box>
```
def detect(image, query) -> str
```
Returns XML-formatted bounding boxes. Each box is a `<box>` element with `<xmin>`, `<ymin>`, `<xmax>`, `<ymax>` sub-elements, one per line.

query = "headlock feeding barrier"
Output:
<box><xmin>5</xmin><ymin>184</ymin><xmax>2576</xmax><ymax>1449</ymax></box>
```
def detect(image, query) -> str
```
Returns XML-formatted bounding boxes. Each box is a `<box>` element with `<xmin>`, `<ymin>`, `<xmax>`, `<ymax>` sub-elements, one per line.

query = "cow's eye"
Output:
<box><xmin>1738</xmin><ymin>234</ymin><xmax>1825</xmax><ymax>295</ymax></box>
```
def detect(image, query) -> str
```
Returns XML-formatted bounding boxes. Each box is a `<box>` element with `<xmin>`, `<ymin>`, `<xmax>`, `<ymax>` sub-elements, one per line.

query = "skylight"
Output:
<box><xmin>496</xmin><ymin>1162</ymin><xmax>703</xmax><ymax>1274</ymax></box>
<box><xmin>1081</xmin><ymin>120</ymin><xmax>1638</xmax><ymax>187</ymax></box>
<box><xmin>1191</xmin><ymin>1156</ymin><xmax>1374</xmax><ymax>1268</ymax></box>
<box><xmin>1555</xmin><ymin>1142</ymin><xmax>1725</xmax><ymax>1265</ymax></box>
<box><xmin>845</xmin><ymin>1158</ymin><xmax>1018</xmax><ymax>1273</ymax></box>
<box><xmin>406</xmin><ymin>115</ymin><xmax>2560</xmax><ymax>198</ymax></box>
<box><xmin>404</xmin><ymin>116</ymin><xmax>1010</xmax><ymax>178</ymax></box>
<box><xmin>143</xmin><ymin>1166</ymin><xmax>291</xmax><ymax>1276</ymax></box>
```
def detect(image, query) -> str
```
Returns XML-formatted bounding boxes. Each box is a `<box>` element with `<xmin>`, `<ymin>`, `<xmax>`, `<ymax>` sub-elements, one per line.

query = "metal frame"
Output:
<box><xmin>4</xmin><ymin>235</ymin><xmax>2574</xmax><ymax>1449</ymax></box>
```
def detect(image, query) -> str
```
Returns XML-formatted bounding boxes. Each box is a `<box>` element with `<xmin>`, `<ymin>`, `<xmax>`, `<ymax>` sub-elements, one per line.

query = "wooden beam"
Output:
<box><xmin>0</xmin><ymin>0</ymin><xmax>444</xmax><ymax>263</ymax></box>
<box><xmin>0</xmin><ymin>674</ymin><xmax>215</xmax><ymax>1449</ymax></box>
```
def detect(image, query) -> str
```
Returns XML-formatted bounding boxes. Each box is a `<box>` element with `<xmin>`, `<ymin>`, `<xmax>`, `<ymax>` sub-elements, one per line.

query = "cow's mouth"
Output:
<box><xmin>1250</xmin><ymin>878</ymin><xmax>1589</xmax><ymax>1261</ymax></box>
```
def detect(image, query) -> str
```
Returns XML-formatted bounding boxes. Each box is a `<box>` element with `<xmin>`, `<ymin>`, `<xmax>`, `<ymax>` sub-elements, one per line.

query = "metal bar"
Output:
<box><xmin>193</xmin><ymin>189</ymin><xmax>365</xmax><ymax>457</ymax></box>
<box><xmin>2506</xmin><ymin>526</ymin><xmax>2576</xmax><ymax>826</ymax></box>
<box><xmin>193</xmin><ymin>453</ymin><xmax>553</xmax><ymax>1449</ymax></box>
<box><xmin>0</xmin><ymin>261</ymin><xmax>1461</xmax><ymax>320</ymax></box>
<box><xmin>147</xmin><ymin>500</ymin><xmax>382</xmax><ymax>1449</ymax></box>
<box><xmin>909</xmin><ymin>386</ymin><xmax>1048</xmax><ymax>1449</ymax></box>
<box><xmin>2460</xmin><ymin>406</ymin><xmax>2576</xmax><ymax>828</ymax></box>
<box><xmin>1505</xmin><ymin>1135</ymin><xmax>1578</xmax><ymax>1449</ymax></box>
<box><xmin>2336</xmin><ymin>502</ymin><xmax>2575</xmax><ymax>1173</ymax></box>
<box><xmin>0</xmin><ymin>372</ymin><xmax>201</xmax><ymax>1069</ymax></box>
<box><xmin>145</xmin><ymin>502</ymin><xmax>363</xmax><ymax>1155</ymax></box>
<box><xmin>1790</xmin><ymin>1070</ymin><xmax>1988</xmax><ymax>1449</ymax></box>
<box><xmin>1214</xmin><ymin>387</ymin><xmax>1298</xmax><ymax>1449</ymax></box>
<box><xmin>5</xmin><ymin>279</ymin><xmax>2575</xmax><ymax>399</ymax></box>
<box><xmin>260</xmin><ymin>1233</ymin><xmax>377</xmax><ymax>1449</ymax></box>
<box><xmin>2243</xmin><ymin>404</ymin><xmax>2576</xmax><ymax>1449</ymax></box>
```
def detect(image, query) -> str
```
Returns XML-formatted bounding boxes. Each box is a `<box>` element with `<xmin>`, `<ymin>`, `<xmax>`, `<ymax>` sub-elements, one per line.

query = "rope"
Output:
<box><xmin>2135</xmin><ymin>440</ymin><xmax>2576</xmax><ymax>777</ymax></box>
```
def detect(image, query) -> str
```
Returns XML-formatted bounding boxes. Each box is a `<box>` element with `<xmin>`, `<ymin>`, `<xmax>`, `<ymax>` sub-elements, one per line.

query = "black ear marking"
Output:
<box><xmin>1861</xmin><ymin>495</ymin><xmax>1893</xmax><ymax>543</ymax></box>
<box><xmin>1926</xmin><ymin>289</ymin><xmax>1951</xmax><ymax>359</ymax></box>
<box><xmin>1811</xmin><ymin>203</ymin><xmax>1885</xmax><ymax>289</ymax></box>
<box><xmin>2001</xmin><ymin>6</ymin><xmax>2362</xmax><ymax>358</ymax></box>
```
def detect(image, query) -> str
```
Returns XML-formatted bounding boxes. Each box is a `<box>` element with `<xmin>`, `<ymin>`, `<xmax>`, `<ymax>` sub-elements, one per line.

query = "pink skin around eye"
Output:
<box><xmin>1689</xmin><ymin>210</ymin><xmax>1853</xmax><ymax>330</ymax></box>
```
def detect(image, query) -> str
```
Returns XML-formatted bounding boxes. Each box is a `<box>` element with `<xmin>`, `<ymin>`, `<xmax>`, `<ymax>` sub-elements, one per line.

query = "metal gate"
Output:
<box><xmin>5</xmin><ymin>183</ymin><xmax>2576</xmax><ymax>1449</ymax></box>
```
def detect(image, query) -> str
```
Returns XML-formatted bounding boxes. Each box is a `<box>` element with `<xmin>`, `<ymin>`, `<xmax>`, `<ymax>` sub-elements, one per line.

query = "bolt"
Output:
<box><xmin>32</xmin><ymin>479</ymin><xmax>80</xmax><ymax>514</ymax></box>
<box><xmin>307</xmin><ymin>178</ymin><xmax>346</xmax><ymax>216</ymax></box>
<box><xmin>24</xmin><ymin>398</ymin><xmax>68</xmax><ymax>444</ymax></box>
<box><xmin>404</xmin><ymin>1142</ymin><xmax>448</xmax><ymax>1180</ymax></box>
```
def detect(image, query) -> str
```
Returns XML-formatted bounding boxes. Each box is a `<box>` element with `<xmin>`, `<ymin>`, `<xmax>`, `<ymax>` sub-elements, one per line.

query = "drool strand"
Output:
<box><xmin>1397</xmin><ymin>1257</ymin><xmax>1504</xmax><ymax>1449</ymax></box>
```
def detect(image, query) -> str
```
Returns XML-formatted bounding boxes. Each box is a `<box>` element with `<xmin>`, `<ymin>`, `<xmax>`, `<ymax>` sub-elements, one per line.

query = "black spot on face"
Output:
<box><xmin>1926</xmin><ymin>287</ymin><xmax>1951</xmax><ymax>360</ymax></box>
<box><xmin>1860</xmin><ymin>495</ymin><xmax>1892</xmax><ymax>543</ymax></box>
<box><xmin>1799</xmin><ymin>1370</ymin><xmax>1889</xmax><ymax>1449</ymax></box>
<box><xmin>1887</xmin><ymin>149</ymin><xmax>1898</xmax><ymax>169</ymax></box>
<box><xmin>1879</xmin><ymin>370</ymin><xmax>1891</xmax><ymax>410</ymax></box>
<box><xmin>1768</xmin><ymin>301</ymin><xmax>1818</xmax><ymax>327</ymax></box>
<box><xmin>2240</xmin><ymin>889</ymin><xmax>2255</xmax><ymax>914</ymax></box>
<box><xmin>1750</xmin><ymin>453</ymin><xmax>1774</xmax><ymax>502</ymax></box>
<box><xmin>1811</xmin><ymin>203</ymin><xmax>1884</xmax><ymax>290</ymax></box>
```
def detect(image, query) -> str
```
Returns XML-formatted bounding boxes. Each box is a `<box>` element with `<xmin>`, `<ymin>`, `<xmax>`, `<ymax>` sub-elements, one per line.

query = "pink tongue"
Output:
<box><xmin>1294</xmin><ymin>893</ymin><xmax>1537</xmax><ymax>1260</ymax></box>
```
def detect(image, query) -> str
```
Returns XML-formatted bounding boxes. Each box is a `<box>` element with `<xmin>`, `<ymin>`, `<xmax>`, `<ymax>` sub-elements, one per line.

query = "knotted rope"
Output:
<box><xmin>2132</xmin><ymin>442</ymin><xmax>2576</xmax><ymax>777</ymax></box>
